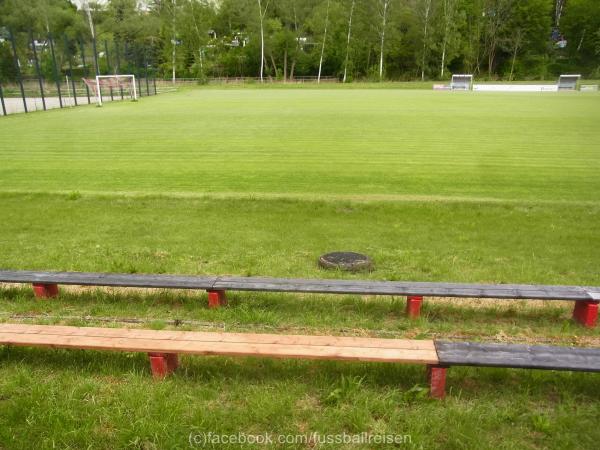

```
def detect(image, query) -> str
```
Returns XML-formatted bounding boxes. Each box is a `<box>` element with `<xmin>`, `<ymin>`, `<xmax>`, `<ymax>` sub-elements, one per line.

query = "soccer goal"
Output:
<box><xmin>450</xmin><ymin>74</ymin><xmax>473</xmax><ymax>91</ymax></box>
<box><xmin>83</xmin><ymin>75</ymin><xmax>138</xmax><ymax>106</ymax></box>
<box><xmin>557</xmin><ymin>74</ymin><xmax>581</xmax><ymax>90</ymax></box>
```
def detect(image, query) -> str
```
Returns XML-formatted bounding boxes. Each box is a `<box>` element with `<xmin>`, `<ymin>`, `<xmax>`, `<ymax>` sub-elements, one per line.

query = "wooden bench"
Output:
<box><xmin>435</xmin><ymin>341</ymin><xmax>600</xmax><ymax>372</ymax></box>
<box><xmin>1</xmin><ymin>323</ymin><xmax>598</xmax><ymax>399</ymax></box>
<box><xmin>0</xmin><ymin>269</ymin><xmax>598</xmax><ymax>327</ymax></box>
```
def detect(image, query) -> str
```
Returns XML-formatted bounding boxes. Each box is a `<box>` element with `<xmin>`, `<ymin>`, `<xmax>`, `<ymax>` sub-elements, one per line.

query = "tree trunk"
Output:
<box><xmin>509</xmin><ymin>31</ymin><xmax>521</xmax><ymax>82</ymax></box>
<box><xmin>509</xmin><ymin>47</ymin><xmax>517</xmax><ymax>81</ymax></box>
<box><xmin>270</xmin><ymin>53</ymin><xmax>278</xmax><ymax>78</ymax></box>
<box><xmin>283</xmin><ymin>48</ymin><xmax>288</xmax><ymax>82</ymax></box>
<box><xmin>343</xmin><ymin>0</ymin><xmax>355</xmax><ymax>83</ymax></box>
<box><xmin>379</xmin><ymin>0</ymin><xmax>389</xmax><ymax>81</ymax></box>
<box><xmin>441</xmin><ymin>43</ymin><xmax>446</xmax><ymax>79</ymax></box>
<box><xmin>190</xmin><ymin>0</ymin><xmax>204</xmax><ymax>77</ymax></box>
<box><xmin>440</xmin><ymin>0</ymin><xmax>449</xmax><ymax>79</ymax></box>
<box><xmin>258</xmin><ymin>0</ymin><xmax>269</xmax><ymax>82</ymax></box>
<box><xmin>171</xmin><ymin>0</ymin><xmax>177</xmax><ymax>84</ymax></box>
<box><xmin>291</xmin><ymin>1</ymin><xmax>299</xmax><ymax>81</ymax></box>
<box><xmin>421</xmin><ymin>0</ymin><xmax>431</xmax><ymax>82</ymax></box>
<box><xmin>577</xmin><ymin>29</ymin><xmax>586</xmax><ymax>51</ymax></box>
<box><xmin>317</xmin><ymin>0</ymin><xmax>330</xmax><ymax>83</ymax></box>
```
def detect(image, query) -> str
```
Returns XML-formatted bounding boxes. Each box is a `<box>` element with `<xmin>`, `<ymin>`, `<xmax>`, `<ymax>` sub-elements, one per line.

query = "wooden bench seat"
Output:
<box><xmin>435</xmin><ymin>341</ymin><xmax>600</xmax><ymax>372</ymax></box>
<box><xmin>1</xmin><ymin>324</ymin><xmax>598</xmax><ymax>399</ymax></box>
<box><xmin>0</xmin><ymin>323</ymin><xmax>438</xmax><ymax>364</ymax></box>
<box><xmin>0</xmin><ymin>269</ymin><xmax>598</xmax><ymax>327</ymax></box>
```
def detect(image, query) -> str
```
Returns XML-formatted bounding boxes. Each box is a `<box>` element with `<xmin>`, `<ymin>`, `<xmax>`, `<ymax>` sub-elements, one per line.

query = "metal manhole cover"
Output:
<box><xmin>318</xmin><ymin>252</ymin><xmax>373</xmax><ymax>272</ymax></box>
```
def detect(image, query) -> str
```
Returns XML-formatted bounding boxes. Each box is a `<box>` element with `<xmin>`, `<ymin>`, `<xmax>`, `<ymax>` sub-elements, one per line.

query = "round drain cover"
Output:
<box><xmin>318</xmin><ymin>252</ymin><xmax>373</xmax><ymax>272</ymax></box>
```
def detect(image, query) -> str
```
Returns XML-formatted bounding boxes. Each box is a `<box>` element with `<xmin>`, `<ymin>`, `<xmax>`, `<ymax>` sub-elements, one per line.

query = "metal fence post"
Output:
<box><xmin>64</xmin><ymin>35</ymin><xmax>78</xmax><ymax>106</ymax></box>
<box><xmin>0</xmin><ymin>83</ymin><xmax>6</xmax><ymax>116</ymax></box>
<box><xmin>30</xmin><ymin>31</ymin><xmax>46</xmax><ymax>111</ymax></box>
<box><xmin>48</xmin><ymin>33</ymin><xmax>63</xmax><ymax>108</ymax></box>
<box><xmin>104</xmin><ymin>40</ymin><xmax>114</xmax><ymax>101</ymax></box>
<box><xmin>92</xmin><ymin>36</ymin><xmax>100</xmax><ymax>76</ymax></box>
<box><xmin>144</xmin><ymin>55</ymin><xmax>150</xmax><ymax>96</ymax></box>
<box><xmin>114</xmin><ymin>39</ymin><xmax>124</xmax><ymax>100</ymax></box>
<box><xmin>80</xmin><ymin>39</ymin><xmax>91</xmax><ymax>104</ymax></box>
<box><xmin>8</xmin><ymin>29</ymin><xmax>27</xmax><ymax>113</ymax></box>
<box><xmin>153</xmin><ymin>77</ymin><xmax>157</xmax><ymax>95</ymax></box>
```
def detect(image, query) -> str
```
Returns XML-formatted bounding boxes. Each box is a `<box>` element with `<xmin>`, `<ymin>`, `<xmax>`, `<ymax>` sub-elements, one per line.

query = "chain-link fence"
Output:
<box><xmin>0</xmin><ymin>29</ymin><xmax>160</xmax><ymax>116</ymax></box>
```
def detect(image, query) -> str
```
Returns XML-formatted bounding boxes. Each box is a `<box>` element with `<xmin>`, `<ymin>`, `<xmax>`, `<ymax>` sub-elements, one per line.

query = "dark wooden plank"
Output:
<box><xmin>585</xmin><ymin>287</ymin><xmax>600</xmax><ymax>301</ymax></box>
<box><xmin>0</xmin><ymin>270</ymin><xmax>597</xmax><ymax>301</ymax></box>
<box><xmin>213</xmin><ymin>276</ymin><xmax>594</xmax><ymax>300</ymax></box>
<box><xmin>0</xmin><ymin>270</ymin><xmax>217</xmax><ymax>290</ymax></box>
<box><xmin>435</xmin><ymin>341</ymin><xmax>600</xmax><ymax>372</ymax></box>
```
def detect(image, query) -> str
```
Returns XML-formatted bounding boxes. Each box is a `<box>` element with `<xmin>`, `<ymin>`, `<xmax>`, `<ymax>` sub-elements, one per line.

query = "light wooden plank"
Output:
<box><xmin>0</xmin><ymin>330</ymin><xmax>439</xmax><ymax>364</ymax></box>
<box><xmin>0</xmin><ymin>324</ymin><xmax>435</xmax><ymax>351</ymax></box>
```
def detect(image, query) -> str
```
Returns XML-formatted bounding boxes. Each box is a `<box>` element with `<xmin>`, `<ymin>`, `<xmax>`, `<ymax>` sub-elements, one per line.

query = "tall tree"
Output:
<box><xmin>377</xmin><ymin>0</ymin><xmax>390</xmax><ymax>80</ymax></box>
<box><xmin>561</xmin><ymin>0</ymin><xmax>600</xmax><ymax>73</ymax></box>
<box><xmin>418</xmin><ymin>0</ymin><xmax>433</xmax><ymax>81</ymax></box>
<box><xmin>170</xmin><ymin>0</ymin><xmax>177</xmax><ymax>82</ymax></box>
<box><xmin>438</xmin><ymin>0</ymin><xmax>462</xmax><ymax>78</ymax></box>
<box><xmin>483</xmin><ymin>0</ymin><xmax>513</xmax><ymax>77</ymax></box>
<box><xmin>502</xmin><ymin>0</ymin><xmax>551</xmax><ymax>81</ymax></box>
<box><xmin>257</xmin><ymin>0</ymin><xmax>269</xmax><ymax>81</ymax></box>
<box><xmin>317</xmin><ymin>0</ymin><xmax>330</xmax><ymax>82</ymax></box>
<box><xmin>342</xmin><ymin>0</ymin><xmax>355</xmax><ymax>82</ymax></box>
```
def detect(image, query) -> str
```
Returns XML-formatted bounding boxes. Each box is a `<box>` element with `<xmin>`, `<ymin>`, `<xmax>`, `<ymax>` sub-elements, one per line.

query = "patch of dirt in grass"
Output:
<box><xmin>295</xmin><ymin>394</ymin><xmax>321</xmax><ymax>413</ymax></box>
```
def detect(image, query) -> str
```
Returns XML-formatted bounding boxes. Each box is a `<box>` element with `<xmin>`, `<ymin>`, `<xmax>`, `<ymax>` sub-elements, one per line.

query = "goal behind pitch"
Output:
<box><xmin>557</xmin><ymin>74</ymin><xmax>581</xmax><ymax>90</ymax></box>
<box><xmin>83</xmin><ymin>75</ymin><xmax>138</xmax><ymax>106</ymax></box>
<box><xmin>450</xmin><ymin>74</ymin><xmax>473</xmax><ymax>91</ymax></box>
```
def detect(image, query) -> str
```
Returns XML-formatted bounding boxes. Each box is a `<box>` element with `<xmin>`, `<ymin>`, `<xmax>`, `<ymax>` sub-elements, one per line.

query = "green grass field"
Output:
<box><xmin>1</xmin><ymin>87</ymin><xmax>599</xmax><ymax>449</ymax></box>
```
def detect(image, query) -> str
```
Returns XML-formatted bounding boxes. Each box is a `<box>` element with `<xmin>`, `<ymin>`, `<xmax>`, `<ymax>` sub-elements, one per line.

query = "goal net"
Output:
<box><xmin>82</xmin><ymin>75</ymin><xmax>138</xmax><ymax>106</ymax></box>
<box><xmin>450</xmin><ymin>74</ymin><xmax>473</xmax><ymax>91</ymax></box>
<box><xmin>557</xmin><ymin>74</ymin><xmax>581</xmax><ymax>90</ymax></box>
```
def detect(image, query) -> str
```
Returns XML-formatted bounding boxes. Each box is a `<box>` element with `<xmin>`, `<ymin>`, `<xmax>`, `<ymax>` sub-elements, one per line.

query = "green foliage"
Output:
<box><xmin>66</xmin><ymin>191</ymin><xmax>82</xmax><ymax>201</ymax></box>
<box><xmin>1</xmin><ymin>0</ymin><xmax>598</xmax><ymax>82</ymax></box>
<box><xmin>323</xmin><ymin>375</ymin><xmax>365</xmax><ymax>405</ymax></box>
<box><xmin>0</xmin><ymin>42</ymin><xmax>17</xmax><ymax>82</ymax></box>
<box><xmin>561</xmin><ymin>0</ymin><xmax>600</xmax><ymax>74</ymax></box>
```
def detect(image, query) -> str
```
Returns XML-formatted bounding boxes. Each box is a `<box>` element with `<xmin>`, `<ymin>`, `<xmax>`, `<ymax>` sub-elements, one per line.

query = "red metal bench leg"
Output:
<box><xmin>406</xmin><ymin>296</ymin><xmax>423</xmax><ymax>319</ymax></box>
<box><xmin>573</xmin><ymin>301</ymin><xmax>598</xmax><ymax>328</ymax></box>
<box><xmin>32</xmin><ymin>283</ymin><xmax>59</xmax><ymax>298</ymax></box>
<box><xmin>427</xmin><ymin>365</ymin><xmax>447</xmax><ymax>399</ymax></box>
<box><xmin>148</xmin><ymin>352</ymin><xmax>179</xmax><ymax>379</ymax></box>
<box><xmin>207</xmin><ymin>290</ymin><xmax>227</xmax><ymax>308</ymax></box>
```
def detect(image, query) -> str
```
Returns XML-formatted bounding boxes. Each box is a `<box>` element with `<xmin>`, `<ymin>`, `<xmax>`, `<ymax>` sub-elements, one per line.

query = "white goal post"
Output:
<box><xmin>557</xmin><ymin>74</ymin><xmax>581</xmax><ymax>90</ymax></box>
<box><xmin>450</xmin><ymin>74</ymin><xmax>473</xmax><ymax>91</ymax></box>
<box><xmin>83</xmin><ymin>75</ymin><xmax>138</xmax><ymax>106</ymax></box>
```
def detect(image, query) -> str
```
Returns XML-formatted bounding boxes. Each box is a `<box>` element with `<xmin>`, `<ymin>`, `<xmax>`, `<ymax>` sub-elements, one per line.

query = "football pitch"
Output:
<box><xmin>1</xmin><ymin>87</ymin><xmax>599</xmax><ymax>448</ymax></box>
<box><xmin>2</xmin><ymin>88</ymin><xmax>600</xmax><ymax>201</ymax></box>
